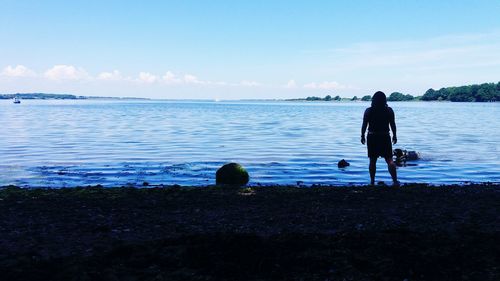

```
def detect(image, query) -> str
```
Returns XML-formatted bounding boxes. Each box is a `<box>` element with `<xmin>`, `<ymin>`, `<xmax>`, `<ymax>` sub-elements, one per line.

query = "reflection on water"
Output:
<box><xmin>0</xmin><ymin>100</ymin><xmax>499</xmax><ymax>187</ymax></box>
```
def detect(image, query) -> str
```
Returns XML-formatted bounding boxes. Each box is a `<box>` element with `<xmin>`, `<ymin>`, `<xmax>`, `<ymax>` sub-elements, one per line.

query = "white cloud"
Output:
<box><xmin>98</xmin><ymin>70</ymin><xmax>123</xmax><ymax>81</ymax></box>
<box><xmin>1</xmin><ymin>65</ymin><xmax>36</xmax><ymax>77</ymax></box>
<box><xmin>303</xmin><ymin>81</ymin><xmax>348</xmax><ymax>90</ymax></box>
<box><xmin>285</xmin><ymin>79</ymin><xmax>297</xmax><ymax>89</ymax></box>
<box><xmin>162</xmin><ymin>72</ymin><xmax>227</xmax><ymax>86</ymax></box>
<box><xmin>184</xmin><ymin>74</ymin><xmax>204</xmax><ymax>84</ymax></box>
<box><xmin>295</xmin><ymin>31</ymin><xmax>500</xmax><ymax>95</ymax></box>
<box><xmin>162</xmin><ymin>71</ymin><xmax>182</xmax><ymax>84</ymax></box>
<box><xmin>324</xmin><ymin>31</ymin><xmax>500</xmax><ymax>71</ymax></box>
<box><xmin>2</xmin><ymin>64</ymin><xmax>269</xmax><ymax>91</ymax></box>
<box><xmin>212</xmin><ymin>81</ymin><xmax>228</xmax><ymax>86</ymax></box>
<box><xmin>44</xmin><ymin>65</ymin><xmax>89</xmax><ymax>80</ymax></box>
<box><xmin>137</xmin><ymin>72</ymin><xmax>158</xmax><ymax>83</ymax></box>
<box><xmin>240</xmin><ymin>80</ymin><xmax>260</xmax><ymax>87</ymax></box>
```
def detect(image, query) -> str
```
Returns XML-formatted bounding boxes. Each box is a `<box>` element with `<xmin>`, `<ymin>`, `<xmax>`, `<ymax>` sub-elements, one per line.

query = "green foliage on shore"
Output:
<box><xmin>421</xmin><ymin>82</ymin><xmax>500</xmax><ymax>102</ymax></box>
<box><xmin>295</xmin><ymin>82</ymin><xmax>499</xmax><ymax>102</ymax></box>
<box><xmin>382</xmin><ymin>82</ymin><xmax>500</xmax><ymax>102</ymax></box>
<box><xmin>387</xmin><ymin>92</ymin><xmax>415</xmax><ymax>101</ymax></box>
<box><xmin>304</xmin><ymin>95</ymin><xmax>342</xmax><ymax>101</ymax></box>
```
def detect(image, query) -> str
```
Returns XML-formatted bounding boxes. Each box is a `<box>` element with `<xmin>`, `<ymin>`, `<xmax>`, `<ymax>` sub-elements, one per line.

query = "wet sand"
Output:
<box><xmin>0</xmin><ymin>184</ymin><xmax>498</xmax><ymax>280</ymax></box>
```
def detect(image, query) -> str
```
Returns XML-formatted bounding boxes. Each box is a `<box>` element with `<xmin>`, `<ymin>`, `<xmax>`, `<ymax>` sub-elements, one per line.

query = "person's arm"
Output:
<box><xmin>389</xmin><ymin>108</ymin><xmax>397</xmax><ymax>144</ymax></box>
<box><xmin>361</xmin><ymin>109</ymin><xmax>368</xmax><ymax>144</ymax></box>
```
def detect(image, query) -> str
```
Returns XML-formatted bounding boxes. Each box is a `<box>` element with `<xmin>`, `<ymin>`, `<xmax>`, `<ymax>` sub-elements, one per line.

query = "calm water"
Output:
<box><xmin>1</xmin><ymin>100</ymin><xmax>499</xmax><ymax>187</ymax></box>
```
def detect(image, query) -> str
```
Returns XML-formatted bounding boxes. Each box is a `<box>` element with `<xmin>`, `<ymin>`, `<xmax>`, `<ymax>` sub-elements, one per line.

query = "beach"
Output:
<box><xmin>1</xmin><ymin>184</ymin><xmax>498</xmax><ymax>280</ymax></box>
<box><xmin>3</xmin><ymin>1</ymin><xmax>500</xmax><ymax>280</ymax></box>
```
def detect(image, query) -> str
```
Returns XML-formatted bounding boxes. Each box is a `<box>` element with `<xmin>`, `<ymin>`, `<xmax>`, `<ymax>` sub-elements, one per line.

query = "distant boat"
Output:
<box><xmin>13</xmin><ymin>97</ymin><xmax>21</xmax><ymax>104</ymax></box>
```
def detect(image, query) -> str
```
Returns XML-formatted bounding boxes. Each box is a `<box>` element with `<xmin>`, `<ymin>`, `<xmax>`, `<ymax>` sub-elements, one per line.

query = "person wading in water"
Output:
<box><xmin>361</xmin><ymin>91</ymin><xmax>399</xmax><ymax>186</ymax></box>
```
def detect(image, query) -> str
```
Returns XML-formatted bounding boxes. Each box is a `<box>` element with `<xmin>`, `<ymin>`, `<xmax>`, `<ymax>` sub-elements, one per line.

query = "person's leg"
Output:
<box><xmin>384</xmin><ymin>156</ymin><xmax>398</xmax><ymax>184</ymax></box>
<box><xmin>369</xmin><ymin>157</ymin><xmax>377</xmax><ymax>185</ymax></box>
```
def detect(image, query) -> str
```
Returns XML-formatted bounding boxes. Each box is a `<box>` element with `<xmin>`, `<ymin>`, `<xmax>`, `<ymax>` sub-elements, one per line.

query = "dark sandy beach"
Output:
<box><xmin>0</xmin><ymin>184</ymin><xmax>498</xmax><ymax>280</ymax></box>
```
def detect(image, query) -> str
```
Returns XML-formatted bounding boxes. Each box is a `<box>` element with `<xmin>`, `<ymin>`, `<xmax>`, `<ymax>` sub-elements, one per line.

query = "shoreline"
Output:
<box><xmin>2</xmin><ymin>181</ymin><xmax>499</xmax><ymax>189</ymax></box>
<box><xmin>1</xmin><ymin>184</ymin><xmax>498</xmax><ymax>280</ymax></box>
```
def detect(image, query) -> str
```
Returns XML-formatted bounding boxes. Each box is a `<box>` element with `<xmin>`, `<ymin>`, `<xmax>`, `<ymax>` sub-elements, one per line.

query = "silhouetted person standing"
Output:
<box><xmin>361</xmin><ymin>91</ymin><xmax>398</xmax><ymax>186</ymax></box>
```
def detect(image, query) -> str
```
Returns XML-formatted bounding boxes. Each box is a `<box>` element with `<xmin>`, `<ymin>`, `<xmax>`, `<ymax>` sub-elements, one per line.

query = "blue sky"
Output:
<box><xmin>1</xmin><ymin>0</ymin><xmax>500</xmax><ymax>99</ymax></box>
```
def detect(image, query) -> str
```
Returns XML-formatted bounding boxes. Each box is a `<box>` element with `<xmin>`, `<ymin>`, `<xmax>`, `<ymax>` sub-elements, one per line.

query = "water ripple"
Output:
<box><xmin>0</xmin><ymin>100</ymin><xmax>499</xmax><ymax>187</ymax></box>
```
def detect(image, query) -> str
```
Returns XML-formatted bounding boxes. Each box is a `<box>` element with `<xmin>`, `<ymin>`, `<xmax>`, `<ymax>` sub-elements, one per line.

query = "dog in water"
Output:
<box><xmin>338</xmin><ymin>159</ymin><xmax>350</xmax><ymax>168</ymax></box>
<box><xmin>393</xmin><ymin>149</ymin><xmax>420</xmax><ymax>164</ymax></box>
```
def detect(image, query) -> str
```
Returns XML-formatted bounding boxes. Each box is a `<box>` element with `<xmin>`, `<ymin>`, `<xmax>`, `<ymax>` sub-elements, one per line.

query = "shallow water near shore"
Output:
<box><xmin>1</xmin><ymin>100</ymin><xmax>499</xmax><ymax>187</ymax></box>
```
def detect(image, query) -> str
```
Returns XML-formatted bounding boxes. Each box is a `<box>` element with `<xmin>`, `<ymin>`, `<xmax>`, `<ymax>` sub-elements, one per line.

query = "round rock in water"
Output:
<box><xmin>216</xmin><ymin>163</ymin><xmax>249</xmax><ymax>186</ymax></box>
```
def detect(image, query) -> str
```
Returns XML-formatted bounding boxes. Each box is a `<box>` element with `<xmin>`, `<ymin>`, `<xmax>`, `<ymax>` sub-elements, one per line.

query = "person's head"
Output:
<box><xmin>371</xmin><ymin>91</ymin><xmax>387</xmax><ymax>108</ymax></box>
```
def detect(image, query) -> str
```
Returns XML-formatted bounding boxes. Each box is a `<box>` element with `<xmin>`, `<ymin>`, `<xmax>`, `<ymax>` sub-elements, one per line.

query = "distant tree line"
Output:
<box><xmin>0</xmin><ymin>93</ymin><xmax>84</xmax><ymax>99</ymax></box>
<box><xmin>300</xmin><ymin>93</ymin><xmax>411</xmax><ymax>102</ymax></box>
<box><xmin>305</xmin><ymin>95</ymin><xmax>341</xmax><ymax>101</ymax></box>
<box><xmin>0</xmin><ymin>93</ymin><xmax>150</xmax><ymax>100</ymax></box>
<box><xmin>421</xmin><ymin>82</ymin><xmax>500</xmax><ymax>102</ymax></box>
<box><xmin>387</xmin><ymin>92</ymin><xmax>417</xmax><ymax>101</ymax></box>
<box><xmin>357</xmin><ymin>82</ymin><xmax>500</xmax><ymax>102</ymax></box>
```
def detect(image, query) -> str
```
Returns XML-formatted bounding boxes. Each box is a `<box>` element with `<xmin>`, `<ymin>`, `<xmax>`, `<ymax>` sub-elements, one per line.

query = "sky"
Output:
<box><xmin>1</xmin><ymin>0</ymin><xmax>500</xmax><ymax>99</ymax></box>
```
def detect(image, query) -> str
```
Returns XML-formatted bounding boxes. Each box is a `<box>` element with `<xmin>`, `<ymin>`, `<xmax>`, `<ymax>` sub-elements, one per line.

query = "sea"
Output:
<box><xmin>1</xmin><ymin>99</ymin><xmax>499</xmax><ymax>187</ymax></box>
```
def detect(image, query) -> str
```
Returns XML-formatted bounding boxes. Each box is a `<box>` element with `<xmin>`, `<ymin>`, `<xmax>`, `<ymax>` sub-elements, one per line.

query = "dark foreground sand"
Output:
<box><xmin>0</xmin><ymin>184</ymin><xmax>498</xmax><ymax>281</ymax></box>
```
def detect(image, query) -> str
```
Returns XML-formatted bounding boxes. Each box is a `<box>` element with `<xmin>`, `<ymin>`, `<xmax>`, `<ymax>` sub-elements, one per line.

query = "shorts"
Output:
<box><xmin>367</xmin><ymin>133</ymin><xmax>392</xmax><ymax>158</ymax></box>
